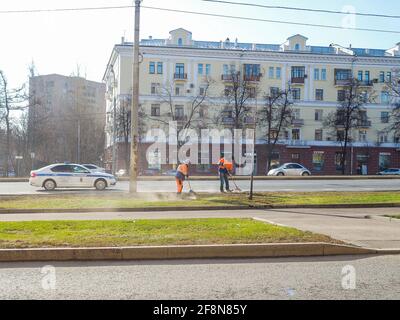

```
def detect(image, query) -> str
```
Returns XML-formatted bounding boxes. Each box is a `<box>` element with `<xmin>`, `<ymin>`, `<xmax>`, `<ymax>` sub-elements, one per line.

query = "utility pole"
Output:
<box><xmin>129</xmin><ymin>0</ymin><xmax>141</xmax><ymax>193</ymax></box>
<box><xmin>249</xmin><ymin>98</ymin><xmax>258</xmax><ymax>200</ymax></box>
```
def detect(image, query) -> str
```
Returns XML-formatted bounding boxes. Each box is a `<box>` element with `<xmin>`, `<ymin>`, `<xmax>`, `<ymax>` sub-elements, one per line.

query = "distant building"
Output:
<box><xmin>28</xmin><ymin>74</ymin><xmax>106</xmax><ymax>167</ymax></box>
<box><xmin>103</xmin><ymin>28</ymin><xmax>400</xmax><ymax>175</ymax></box>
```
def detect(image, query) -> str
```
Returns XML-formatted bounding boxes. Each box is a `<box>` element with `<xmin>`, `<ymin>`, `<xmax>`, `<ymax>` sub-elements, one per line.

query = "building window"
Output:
<box><xmin>293</xmin><ymin>108</ymin><xmax>301</xmax><ymax>120</ymax></box>
<box><xmin>321</xmin><ymin>69</ymin><xmax>327</xmax><ymax>81</ymax></box>
<box><xmin>294</xmin><ymin>44</ymin><xmax>300</xmax><ymax>51</ymax></box>
<box><xmin>378</xmin><ymin>132</ymin><xmax>388</xmax><ymax>143</ymax></box>
<box><xmin>335</xmin><ymin>152</ymin><xmax>345</xmax><ymax>171</ymax></box>
<box><xmin>379</xmin><ymin>153</ymin><xmax>391</xmax><ymax>171</ymax></box>
<box><xmin>365</xmin><ymin>71</ymin><xmax>370</xmax><ymax>83</ymax></box>
<box><xmin>291</xmin><ymin>88</ymin><xmax>301</xmax><ymax>100</ymax></box>
<box><xmin>381</xmin><ymin>111</ymin><xmax>390</xmax><ymax>123</ymax></box>
<box><xmin>276</xmin><ymin>67</ymin><xmax>281</xmax><ymax>79</ymax></box>
<box><xmin>292</xmin><ymin>129</ymin><xmax>300</xmax><ymax>140</ymax></box>
<box><xmin>291</xmin><ymin>66</ymin><xmax>305</xmax><ymax>78</ymax></box>
<box><xmin>244</xmin><ymin>64</ymin><xmax>261</xmax><ymax>77</ymax></box>
<box><xmin>150</xmin><ymin>83</ymin><xmax>159</xmax><ymax>95</ymax></box>
<box><xmin>315</xmin><ymin>89</ymin><xmax>324</xmax><ymax>101</ymax></box>
<box><xmin>379</xmin><ymin>71</ymin><xmax>385</xmax><ymax>83</ymax></box>
<box><xmin>222</xmin><ymin>64</ymin><xmax>228</xmax><ymax>75</ymax></box>
<box><xmin>337</xmin><ymin>90</ymin><xmax>346</xmax><ymax>102</ymax></box>
<box><xmin>151</xmin><ymin>104</ymin><xmax>160</xmax><ymax>117</ymax></box>
<box><xmin>270</xmin><ymin>87</ymin><xmax>280</xmax><ymax>98</ymax></box>
<box><xmin>178</xmin><ymin>38</ymin><xmax>183</xmax><ymax>46</ymax></box>
<box><xmin>315</xmin><ymin>129</ymin><xmax>323</xmax><ymax>141</ymax></box>
<box><xmin>205</xmin><ymin>64</ymin><xmax>211</xmax><ymax>75</ymax></box>
<box><xmin>315</xmin><ymin>109</ymin><xmax>323</xmax><ymax>121</ymax></box>
<box><xmin>359</xmin><ymin>130</ymin><xmax>367</xmax><ymax>142</ymax></box>
<box><xmin>292</xmin><ymin>153</ymin><xmax>300</xmax><ymax>161</ymax></box>
<box><xmin>269</xmin><ymin>67</ymin><xmax>274</xmax><ymax>79</ymax></box>
<box><xmin>175</xmin><ymin>85</ymin><xmax>183</xmax><ymax>96</ymax></box>
<box><xmin>314</xmin><ymin>68</ymin><xmax>320</xmax><ymax>81</ymax></box>
<box><xmin>198</xmin><ymin>64</ymin><xmax>203</xmax><ymax>75</ymax></box>
<box><xmin>157</xmin><ymin>62</ymin><xmax>163</xmax><ymax>74</ymax></box>
<box><xmin>387</xmin><ymin>72</ymin><xmax>392</xmax><ymax>82</ymax></box>
<box><xmin>149</xmin><ymin>62</ymin><xmax>155</xmax><ymax>74</ymax></box>
<box><xmin>175</xmin><ymin>105</ymin><xmax>184</xmax><ymax>119</ymax></box>
<box><xmin>337</xmin><ymin>130</ymin><xmax>345</xmax><ymax>142</ymax></box>
<box><xmin>313</xmin><ymin>151</ymin><xmax>324</xmax><ymax>171</ymax></box>
<box><xmin>175</xmin><ymin>63</ymin><xmax>185</xmax><ymax>76</ymax></box>
<box><xmin>381</xmin><ymin>92</ymin><xmax>390</xmax><ymax>105</ymax></box>
<box><xmin>357</xmin><ymin>71</ymin><xmax>363</xmax><ymax>81</ymax></box>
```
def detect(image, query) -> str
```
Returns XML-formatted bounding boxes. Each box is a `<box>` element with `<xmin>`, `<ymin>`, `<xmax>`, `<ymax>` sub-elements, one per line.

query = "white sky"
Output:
<box><xmin>0</xmin><ymin>0</ymin><xmax>399</xmax><ymax>88</ymax></box>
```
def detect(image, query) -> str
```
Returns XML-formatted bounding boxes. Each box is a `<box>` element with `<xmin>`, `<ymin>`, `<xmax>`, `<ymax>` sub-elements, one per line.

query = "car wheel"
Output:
<box><xmin>302</xmin><ymin>172</ymin><xmax>310</xmax><ymax>176</ymax></box>
<box><xmin>43</xmin><ymin>179</ymin><xmax>56</xmax><ymax>191</ymax></box>
<box><xmin>95</xmin><ymin>179</ymin><xmax>107</xmax><ymax>191</ymax></box>
<box><xmin>277</xmin><ymin>172</ymin><xmax>285</xmax><ymax>176</ymax></box>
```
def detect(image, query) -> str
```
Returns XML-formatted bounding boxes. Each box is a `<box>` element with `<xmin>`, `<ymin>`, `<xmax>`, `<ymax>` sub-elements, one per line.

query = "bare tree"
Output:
<box><xmin>383</xmin><ymin>70</ymin><xmax>400</xmax><ymax>138</ymax></box>
<box><xmin>0</xmin><ymin>70</ymin><xmax>28</xmax><ymax>177</ymax></box>
<box><xmin>146</xmin><ymin>79</ymin><xmax>213</xmax><ymax>164</ymax></box>
<box><xmin>258</xmin><ymin>88</ymin><xmax>294</xmax><ymax>172</ymax></box>
<box><xmin>324</xmin><ymin>78</ymin><xmax>373</xmax><ymax>175</ymax></box>
<box><xmin>216</xmin><ymin>70</ymin><xmax>259</xmax><ymax>131</ymax></box>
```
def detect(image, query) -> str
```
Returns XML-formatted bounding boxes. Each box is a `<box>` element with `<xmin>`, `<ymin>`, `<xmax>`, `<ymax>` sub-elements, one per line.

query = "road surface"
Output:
<box><xmin>0</xmin><ymin>255</ymin><xmax>398</xmax><ymax>299</ymax></box>
<box><xmin>0</xmin><ymin>179</ymin><xmax>399</xmax><ymax>195</ymax></box>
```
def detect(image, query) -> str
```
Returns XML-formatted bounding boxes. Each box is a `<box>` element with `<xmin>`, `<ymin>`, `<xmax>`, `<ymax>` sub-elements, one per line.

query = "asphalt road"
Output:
<box><xmin>0</xmin><ymin>179</ymin><xmax>399</xmax><ymax>194</ymax></box>
<box><xmin>0</xmin><ymin>255</ymin><xmax>398</xmax><ymax>300</ymax></box>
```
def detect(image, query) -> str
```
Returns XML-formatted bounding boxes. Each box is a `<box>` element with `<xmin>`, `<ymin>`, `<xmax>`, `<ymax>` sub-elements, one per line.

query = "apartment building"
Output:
<box><xmin>103</xmin><ymin>28</ymin><xmax>400</xmax><ymax>175</ymax></box>
<box><xmin>28</xmin><ymin>74</ymin><xmax>106</xmax><ymax>167</ymax></box>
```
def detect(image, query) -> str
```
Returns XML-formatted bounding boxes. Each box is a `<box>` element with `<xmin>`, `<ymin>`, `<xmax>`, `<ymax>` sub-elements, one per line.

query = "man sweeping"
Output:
<box><xmin>218</xmin><ymin>154</ymin><xmax>233</xmax><ymax>193</ymax></box>
<box><xmin>175</xmin><ymin>160</ymin><xmax>190</xmax><ymax>194</ymax></box>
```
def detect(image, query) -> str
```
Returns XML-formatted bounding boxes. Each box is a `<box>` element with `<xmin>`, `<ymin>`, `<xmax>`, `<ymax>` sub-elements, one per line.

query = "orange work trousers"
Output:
<box><xmin>175</xmin><ymin>178</ymin><xmax>184</xmax><ymax>193</ymax></box>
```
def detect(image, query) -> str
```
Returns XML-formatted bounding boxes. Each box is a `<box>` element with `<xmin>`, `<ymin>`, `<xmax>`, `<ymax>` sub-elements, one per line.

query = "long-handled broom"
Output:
<box><xmin>187</xmin><ymin>177</ymin><xmax>196</xmax><ymax>194</ymax></box>
<box><xmin>230</xmin><ymin>175</ymin><xmax>242</xmax><ymax>192</ymax></box>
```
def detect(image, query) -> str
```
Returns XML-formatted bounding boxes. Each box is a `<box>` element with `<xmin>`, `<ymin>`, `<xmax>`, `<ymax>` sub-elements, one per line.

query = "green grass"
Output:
<box><xmin>0</xmin><ymin>218</ymin><xmax>338</xmax><ymax>249</ymax></box>
<box><xmin>387</xmin><ymin>215</ymin><xmax>400</xmax><ymax>219</ymax></box>
<box><xmin>0</xmin><ymin>191</ymin><xmax>399</xmax><ymax>210</ymax></box>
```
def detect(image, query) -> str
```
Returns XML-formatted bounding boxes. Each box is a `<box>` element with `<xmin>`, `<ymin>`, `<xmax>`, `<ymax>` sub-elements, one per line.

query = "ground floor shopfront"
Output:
<box><xmin>104</xmin><ymin>142</ymin><xmax>400</xmax><ymax>176</ymax></box>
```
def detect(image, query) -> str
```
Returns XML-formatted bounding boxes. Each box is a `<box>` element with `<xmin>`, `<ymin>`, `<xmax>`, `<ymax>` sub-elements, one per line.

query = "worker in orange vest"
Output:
<box><xmin>175</xmin><ymin>160</ymin><xmax>190</xmax><ymax>194</ymax></box>
<box><xmin>218</xmin><ymin>153</ymin><xmax>233</xmax><ymax>193</ymax></box>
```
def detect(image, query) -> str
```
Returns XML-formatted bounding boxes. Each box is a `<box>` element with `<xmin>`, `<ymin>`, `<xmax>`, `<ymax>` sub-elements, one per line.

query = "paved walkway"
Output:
<box><xmin>1</xmin><ymin>207</ymin><xmax>399</xmax><ymax>250</ymax></box>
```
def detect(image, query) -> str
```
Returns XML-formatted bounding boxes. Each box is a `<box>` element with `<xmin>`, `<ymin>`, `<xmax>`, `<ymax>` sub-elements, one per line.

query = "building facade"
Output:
<box><xmin>28</xmin><ymin>74</ymin><xmax>106</xmax><ymax>168</ymax></box>
<box><xmin>103</xmin><ymin>28</ymin><xmax>400</xmax><ymax>175</ymax></box>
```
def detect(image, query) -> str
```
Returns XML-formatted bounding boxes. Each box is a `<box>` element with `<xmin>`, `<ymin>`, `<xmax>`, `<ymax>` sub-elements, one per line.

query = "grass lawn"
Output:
<box><xmin>0</xmin><ymin>218</ymin><xmax>339</xmax><ymax>249</ymax></box>
<box><xmin>0</xmin><ymin>191</ymin><xmax>399</xmax><ymax>210</ymax></box>
<box><xmin>387</xmin><ymin>215</ymin><xmax>400</xmax><ymax>219</ymax></box>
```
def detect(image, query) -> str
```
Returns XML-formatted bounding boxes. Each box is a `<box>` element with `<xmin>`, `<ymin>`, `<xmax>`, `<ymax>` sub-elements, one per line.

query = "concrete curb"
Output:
<box><xmin>0</xmin><ymin>243</ymin><xmax>381</xmax><ymax>262</ymax></box>
<box><xmin>1</xmin><ymin>203</ymin><xmax>400</xmax><ymax>214</ymax></box>
<box><xmin>1</xmin><ymin>176</ymin><xmax>400</xmax><ymax>183</ymax></box>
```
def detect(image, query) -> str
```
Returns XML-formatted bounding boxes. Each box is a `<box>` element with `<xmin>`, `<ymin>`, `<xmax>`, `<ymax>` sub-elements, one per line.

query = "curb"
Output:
<box><xmin>0</xmin><ymin>243</ymin><xmax>381</xmax><ymax>262</ymax></box>
<box><xmin>1</xmin><ymin>203</ymin><xmax>400</xmax><ymax>214</ymax></box>
<box><xmin>1</xmin><ymin>176</ymin><xmax>400</xmax><ymax>183</ymax></box>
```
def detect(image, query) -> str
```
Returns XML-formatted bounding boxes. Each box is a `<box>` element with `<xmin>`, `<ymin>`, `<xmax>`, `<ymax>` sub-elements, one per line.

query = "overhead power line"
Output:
<box><xmin>141</xmin><ymin>6</ymin><xmax>400</xmax><ymax>35</ymax></box>
<box><xmin>201</xmin><ymin>0</ymin><xmax>400</xmax><ymax>19</ymax></box>
<box><xmin>0</xmin><ymin>4</ymin><xmax>399</xmax><ymax>35</ymax></box>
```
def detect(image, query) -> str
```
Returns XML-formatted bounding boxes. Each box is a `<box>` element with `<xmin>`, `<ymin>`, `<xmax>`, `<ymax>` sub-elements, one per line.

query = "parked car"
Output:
<box><xmin>116</xmin><ymin>169</ymin><xmax>127</xmax><ymax>177</ymax></box>
<box><xmin>139</xmin><ymin>169</ymin><xmax>160</xmax><ymax>176</ymax></box>
<box><xmin>268</xmin><ymin>163</ymin><xmax>311</xmax><ymax>176</ymax></box>
<box><xmin>162</xmin><ymin>169</ymin><xmax>177</xmax><ymax>176</ymax></box>
<box><xmin>378</xmin><ymin>168</ymin><xmax>400</xmax><ymax>175</ymax></box>
<box><xmin>81</xmin><ymin>164</ymin><xmax>106</xmax><ymax>173</ymax></box>
<box><xmin>29</xmin><ymin>163</ymin><xmax>117</xmax><ymax>191</ymax></box>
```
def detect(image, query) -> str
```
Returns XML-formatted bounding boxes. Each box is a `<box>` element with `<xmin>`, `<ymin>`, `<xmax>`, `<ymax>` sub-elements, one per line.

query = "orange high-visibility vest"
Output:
<box><xmin>177</xmin><ymin>163</ymin><xmax>188</xmax><ymax>176</ymax></box>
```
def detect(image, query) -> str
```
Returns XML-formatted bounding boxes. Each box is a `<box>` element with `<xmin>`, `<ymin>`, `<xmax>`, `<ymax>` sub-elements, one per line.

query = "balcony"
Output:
<box><xmin>291</xmin><ymin>77</ymin><xmax>305</xmax><ymax>84</ymax></box>
<box><xmin>358</xmin><ymin>80</ymin><xmax>374</xmax><ymax>87</ymax></box>
<box><xmin>222</xmin><ymin>117</ymin><xmax>234</xmax><ymax>125</ymax></box>
<box><xmin>243</xmin><ymin>74</ymin><xmax>262</xmax><ymax>82</ymax></box>
<box><xmin>221</xmin><ymin>74</ymin><xmax>235</xmax><ymax>81</ymax></box>
<box><xmin>291</xmin><ymin>119</ymin><xmax>305</xmax><ymax>126</ymax></box>
<box><xmin>175</xmin><ymin>115</ymin><xmax>188</xmax><ymax>122</ymax></box>
<box><xmin>335</xmin><ymin>79</ymin><xmax>351</xmax><ymax>86</ymax></box>
<box><xmin>174</xmin><ymin>73</ymin><xmax>187</xmax><ymax>80</ymax></box>
<box><xmin>357</xmin><ymin>120</ymin><xmax>372</xmax><ymax>128</ymax></box>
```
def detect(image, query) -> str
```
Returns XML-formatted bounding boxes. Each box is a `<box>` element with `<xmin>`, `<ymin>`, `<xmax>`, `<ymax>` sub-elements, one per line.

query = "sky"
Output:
<box><xmin>0</xmin><ymin>0</ymin><xmax>399</xmax><ymax>88</ymax></box>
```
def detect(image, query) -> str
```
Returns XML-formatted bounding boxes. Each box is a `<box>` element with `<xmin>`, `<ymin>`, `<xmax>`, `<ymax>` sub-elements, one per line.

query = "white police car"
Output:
<box><xmin>29</xmin><ymin>163</ymin><xmax>117</xmax><ymax>191</ymax></box>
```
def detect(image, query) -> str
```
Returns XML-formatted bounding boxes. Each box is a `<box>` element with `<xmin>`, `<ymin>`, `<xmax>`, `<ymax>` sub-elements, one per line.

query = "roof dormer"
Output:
<box><xmin>167</xmin><ymin>28</ymin><xmax>193</xmax><ymax>46</ymax></box>
<box><xmin>281</xmin><ymin>34</ymin><xmax>309</xmax><ymax>52</ymax></box>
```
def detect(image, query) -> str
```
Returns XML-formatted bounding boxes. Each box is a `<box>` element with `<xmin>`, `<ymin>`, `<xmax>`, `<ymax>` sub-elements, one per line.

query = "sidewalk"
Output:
<box><xmin>1</xmin><ymin>207</ymin><xmax>399</xmax><ymax>250</ymax></box>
